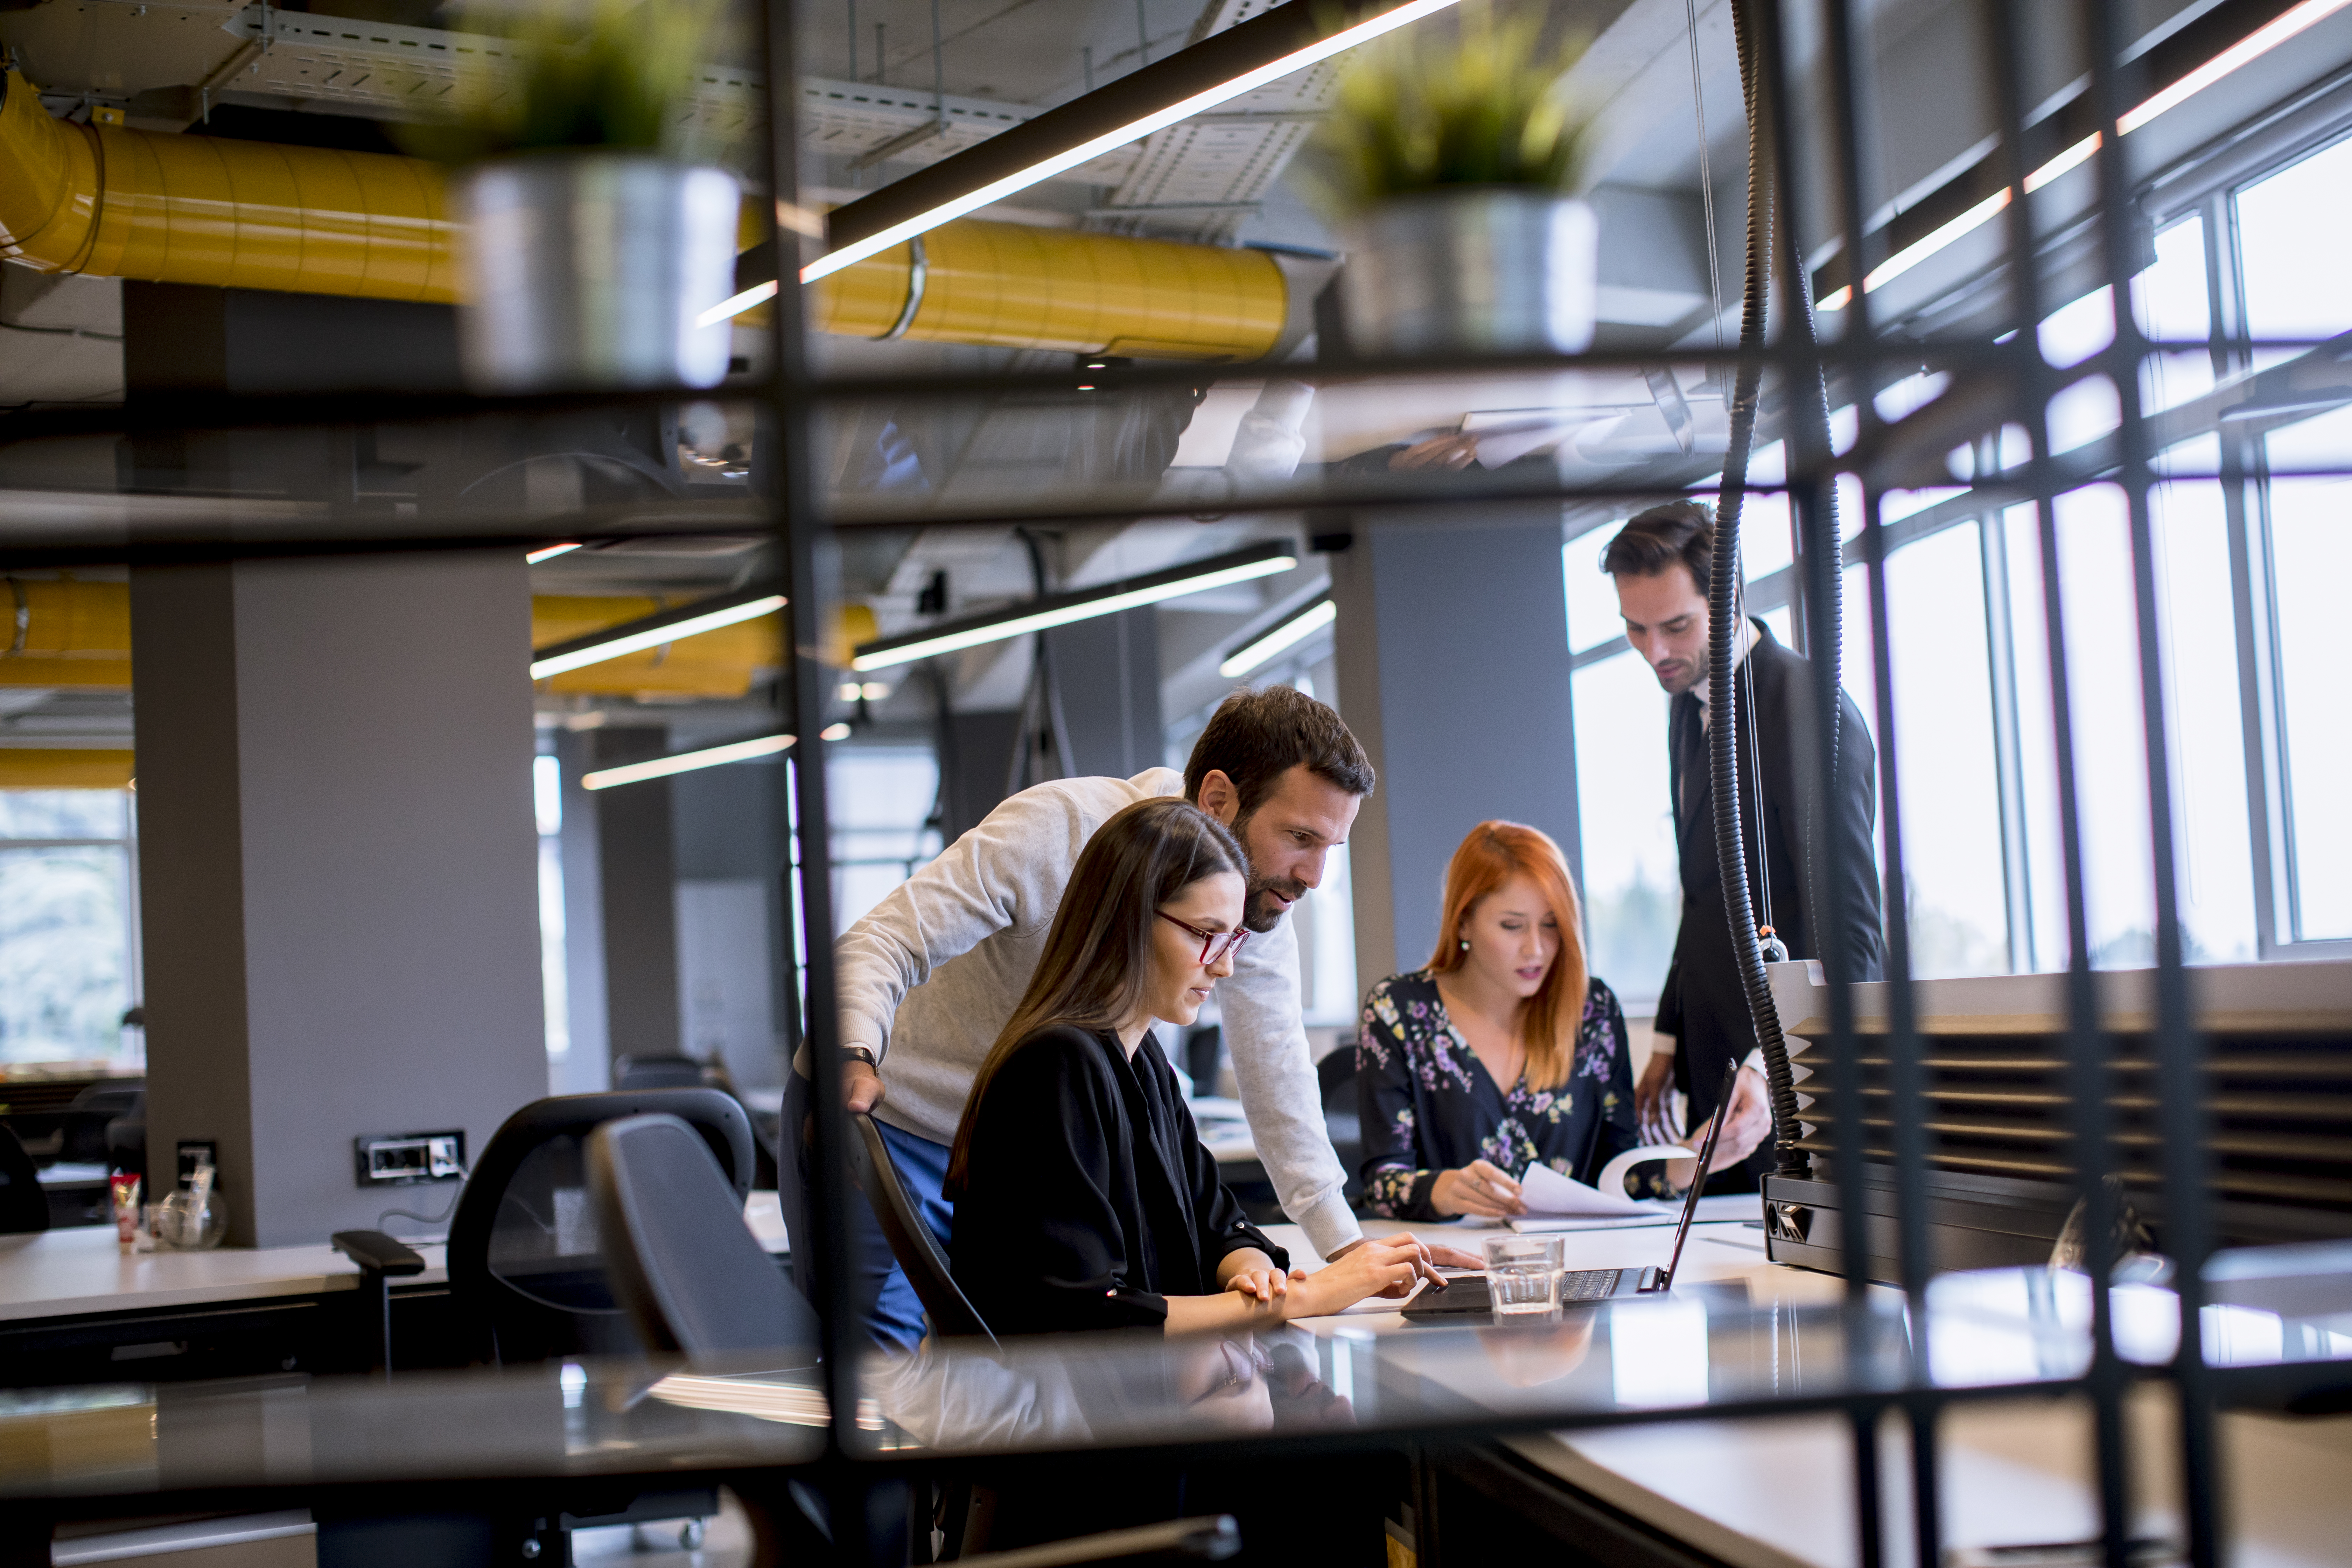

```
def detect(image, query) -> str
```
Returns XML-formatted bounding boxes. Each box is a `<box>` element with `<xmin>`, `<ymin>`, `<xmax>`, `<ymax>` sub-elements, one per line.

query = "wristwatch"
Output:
<box><xmin>842</xmin><ymin>1046</ymin><xmax>878</xmax><ymax>1069</ymax></box>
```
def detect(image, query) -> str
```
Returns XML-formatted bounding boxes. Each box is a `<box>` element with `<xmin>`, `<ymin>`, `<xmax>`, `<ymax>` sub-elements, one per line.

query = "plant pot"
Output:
<box><xmin>1340</xmin><ymin>188</ymin><xmax>1598</xmax><ymax>358</ymax></box>
<box><xmin>456</xmin><ymin>152</ymin><xmax>741</xmax><ymax>393</ymax></box>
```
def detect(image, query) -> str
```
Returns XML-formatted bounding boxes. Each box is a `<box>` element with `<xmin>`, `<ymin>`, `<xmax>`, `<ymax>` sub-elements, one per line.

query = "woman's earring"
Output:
<box><xmin>1458</xmin><ymin>939</ymin><xmax>1470</xmax><ymax>951</ymax></box>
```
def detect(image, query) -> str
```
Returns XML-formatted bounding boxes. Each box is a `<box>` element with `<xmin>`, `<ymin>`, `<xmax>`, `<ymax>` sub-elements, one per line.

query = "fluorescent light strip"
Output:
<box><xmin>530</xmin><ymin>594</ymin><xmax>787</xmax><ymax>680</ymax></box>
<box><xmin>525</xmin><ymin>541</ymin><xmax>583</xmax><ymax>564</ymax></box>
<box><xmin>2122</xmin><ymin>0</ymin><xmax>2352</xmax><ymax>131</ymax></box>
<box><xmin>800</xmin><ymin>0</ymin><xmax>1461</xmax><ymax>282</ymax></box>
<box><xmin>852</xmin><ymin>554</ymin><xmax>1297</xmax><ymax>671</ymax></box>
<box><xmin>1219</xmin><ymin>598</ymin><xmax>1336</xmax><ymax>679</ymax></box>
<box><xmin>1819</xmin><ymin>0</ymin><xmax>2348</xmax><ymax>310</ymax></box>
<box><xmin>699</xmin><ymin>279</ymin><xmax>781</xmax><ymax>329</ymax></box>
<box><xmin>581</xmin><ymin>733</ymin><xmax>795</xmax><ymax>790</ymax></box>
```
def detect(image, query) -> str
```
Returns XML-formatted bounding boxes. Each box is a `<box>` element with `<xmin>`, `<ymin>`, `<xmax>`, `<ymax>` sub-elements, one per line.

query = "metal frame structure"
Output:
<box><xmin>762</xmin><ymin>4</ymin><xmax>2344</xmax><ymax>1566</ymax></box>
<box><xmin>0</xmin><ymin>1</ymin><xmax>2342</xmax><ymax>1563</ymax></box>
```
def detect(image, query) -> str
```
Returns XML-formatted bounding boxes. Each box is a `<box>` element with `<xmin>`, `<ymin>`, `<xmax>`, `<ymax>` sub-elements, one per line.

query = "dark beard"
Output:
<box><xmin>1243</xmin><ymin>872</ymin><xmax>1308</xmax><ymax>933</ymax></box>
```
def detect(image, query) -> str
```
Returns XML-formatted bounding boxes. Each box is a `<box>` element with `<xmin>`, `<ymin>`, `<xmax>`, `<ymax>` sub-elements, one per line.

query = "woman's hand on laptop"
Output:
<box><xmin>1283</xmin><ymin>1236</ymin><xmax>1427</xmax><ymax>1317</ymax></box>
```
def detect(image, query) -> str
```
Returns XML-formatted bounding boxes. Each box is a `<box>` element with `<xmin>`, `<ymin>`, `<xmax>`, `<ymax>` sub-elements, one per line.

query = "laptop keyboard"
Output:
<box><xmin>1560</xmin><ymin>1268</ymin><xmax>1623</xmax><ymax>1302</ymax></box>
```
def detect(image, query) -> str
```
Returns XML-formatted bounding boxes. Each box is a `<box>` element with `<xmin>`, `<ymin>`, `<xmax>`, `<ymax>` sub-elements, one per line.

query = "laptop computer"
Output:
<box><xmin>1402</xmin><ymin>1059</ymin><xmax>1741</xmax><ymax>1322</ymax></box>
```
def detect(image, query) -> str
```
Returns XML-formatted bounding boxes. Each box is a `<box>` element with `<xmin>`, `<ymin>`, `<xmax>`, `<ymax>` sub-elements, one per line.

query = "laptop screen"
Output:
<box><xmin>1654</xmin><ymin>1058</ymin><xmax>1743</xmax><ymax>1291</ymax></box>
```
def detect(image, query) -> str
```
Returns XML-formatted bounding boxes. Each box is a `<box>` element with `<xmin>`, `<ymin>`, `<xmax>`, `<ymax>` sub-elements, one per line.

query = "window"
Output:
<box><xmin>1569</xmin><ymin>645</ymin><xmax>1678</xmax><ymax>1007</ymax></box>
<box><xmin>828</xmin><ymin>746</ymin><xmax>945</xmax><ymax>933</ymax></box>
<box><xmin>2261</xmin><ymin>402</ymin><xmax>2352</xmax><ymax>941</ymax></box>
<box><xmin>2233</xmin><ymin>132</ymin><xmax>2352</xmax><ymax>366</ymax></box>
<box><xmin>0</xmin><ymin>791</ymin><xmax>139</xmax><ymax>1066</ymax></box>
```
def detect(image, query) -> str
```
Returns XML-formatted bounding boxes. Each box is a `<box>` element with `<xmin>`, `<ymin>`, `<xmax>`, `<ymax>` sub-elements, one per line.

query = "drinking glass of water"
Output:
<box><xmin>1483</xmin><ymin>1233</ymin><xmax>1564</xmax><ymax>1316</ymax></box>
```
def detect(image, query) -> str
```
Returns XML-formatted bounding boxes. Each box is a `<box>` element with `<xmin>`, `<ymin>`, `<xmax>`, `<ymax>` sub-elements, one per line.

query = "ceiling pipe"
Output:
<box><xmin>0</xmin><ymin>71</ymin><xmax>459</xmax><ymax>303</ymax></box>
<box><xmin>0</xmin><ymin>70</ymin><xmax>1288</xmax><ymax>358</ymax></box>
<box><xmin>1</xmin><ymin>580</ymin><xmax>781</xmax><ymax>698</ymax></box>
<box><xmin>807</xmin><ymin>217</ymin><xmax>1288</xmax><ymax>358</ymax></box>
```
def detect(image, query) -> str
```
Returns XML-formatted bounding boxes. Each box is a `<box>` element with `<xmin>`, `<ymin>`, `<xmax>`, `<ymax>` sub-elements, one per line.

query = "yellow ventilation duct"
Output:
<box><xmin>0</xmin><ymin>579</ymin><xmax>778</xmax><ymax>699</ymax></box>
<box><xmin>810</xmin><ymin>218</ymin><xmax>1287</xmax><ymax>359</ymax></box>
<box><xmin>0</xmin><ymin>70</ymin><xmax>458</xmax><ymax>303</ymax></box>
<box><xmin>0</xmin><ymin>751</ymin><xmax>134</xmax><ymax>789</ymax></box>
<box><xmin>0</xmin><ymin>71</ymin><xmax>1282</xmax><ymax>356</ymax></box>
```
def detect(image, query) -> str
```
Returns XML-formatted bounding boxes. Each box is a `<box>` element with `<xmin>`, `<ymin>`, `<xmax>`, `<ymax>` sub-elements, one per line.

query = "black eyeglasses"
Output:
<box><xmin>1157</xmin><ymin>910</ymin><xmax>1250</xmax><ymax>967</ymax></box>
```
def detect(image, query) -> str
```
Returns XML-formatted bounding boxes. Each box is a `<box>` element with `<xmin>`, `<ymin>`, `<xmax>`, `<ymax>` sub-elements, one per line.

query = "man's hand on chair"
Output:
<box><xmin>844</xmin><ymin>1057</ymin><xmax>886</xmax><ymax>1114</ymax></box>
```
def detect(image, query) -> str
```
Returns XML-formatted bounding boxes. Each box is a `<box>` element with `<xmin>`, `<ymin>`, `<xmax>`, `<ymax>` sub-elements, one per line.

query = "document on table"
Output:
<box><xmin>1510</xmin><ymin>1193</ymin><xmax>1760</xmax><ymax>1233</ymax></box>
<box><xmin>1515</xmin><ymin>1144</ymin><xmax>1698</xmax><ymax>1217</ymax></box>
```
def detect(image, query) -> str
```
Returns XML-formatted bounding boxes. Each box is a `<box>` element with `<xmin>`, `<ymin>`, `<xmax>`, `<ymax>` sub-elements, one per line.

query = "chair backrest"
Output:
<box><xmin>447</xmin><ymin>1089</ymin><xmax>755</xmax><ymax>1365</ymax></box>
<box><xmin>846</xmin><ymin>1113</ymin><xmax>994</xmax><ymax>1346</ymax></box>
<box><xmin>612</xmin><ymin>1055</ymin><xmax>712</xmax><ymax>1091</ymax></box>
<box><xmin>1315</xmin><ymin>1047</ymin><xmax>1357</xmax><ymax>1108</ymax></box>
<box><xmin>587</xmin><ymin>1113</ymin><xmax>819</xmax><ymax>1366</ymax></box>
<box><xmin>0</xmin><ymin>1126</ymin><xmax>48</xmax><ymax>1235</ymax></box>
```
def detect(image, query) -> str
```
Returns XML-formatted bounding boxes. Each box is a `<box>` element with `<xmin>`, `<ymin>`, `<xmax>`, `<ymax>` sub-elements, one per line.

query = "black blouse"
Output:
<box><xmin>1355</xmin><ymin>969</ymin><xmax>1662</xmax><ymax>1220</ymax></box>
<box><xmin>948</xmin><ymin>1023</ymin><xmax>1288</xmax><ymax>1337</ymax></box>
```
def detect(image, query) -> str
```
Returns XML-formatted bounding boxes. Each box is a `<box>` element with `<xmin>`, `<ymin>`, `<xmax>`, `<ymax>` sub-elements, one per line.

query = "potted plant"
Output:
<box><xmin>1306</xmin><ymin>6</ymin><xmax>1595</xmax><ymax>357</ymax></box>
<box><xmin>416</xmin><ymin>0</ymin><xmax>740</xmax><ymax>393</ymax></box>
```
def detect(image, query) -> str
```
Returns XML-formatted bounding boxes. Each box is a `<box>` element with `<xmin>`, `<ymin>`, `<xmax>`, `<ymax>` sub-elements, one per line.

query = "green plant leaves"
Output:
<box><xmin>398</xmin><ymin>0</ymin><xmax>726</xmax><ymax>163</ymax></box>
<box><xmin>1301</xmin><ymin>1</ymin><xmax>1588</xmax><ymax>218</ymax></box>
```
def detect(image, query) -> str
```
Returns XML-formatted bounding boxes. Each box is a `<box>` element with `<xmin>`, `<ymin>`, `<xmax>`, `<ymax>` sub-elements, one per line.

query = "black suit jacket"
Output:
<box><xmin>1657</xmin><ymin>621</ymin><xmax>1884</xmax><ymax>1130</ymax></box>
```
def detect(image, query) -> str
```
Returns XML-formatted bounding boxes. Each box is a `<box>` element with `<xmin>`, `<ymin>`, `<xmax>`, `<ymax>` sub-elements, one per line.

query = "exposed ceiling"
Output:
<box><xmin>0</xmin><ymin>0</ymin><xmax>2255</xmax><ymax>758</ymax></box>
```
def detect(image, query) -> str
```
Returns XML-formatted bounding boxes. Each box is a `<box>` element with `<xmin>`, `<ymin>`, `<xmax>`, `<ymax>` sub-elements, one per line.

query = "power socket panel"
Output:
<box><xmin>354</xmin><ymin>1130</ymin><xmax>466</xmax><ymax>1187</ymax></box>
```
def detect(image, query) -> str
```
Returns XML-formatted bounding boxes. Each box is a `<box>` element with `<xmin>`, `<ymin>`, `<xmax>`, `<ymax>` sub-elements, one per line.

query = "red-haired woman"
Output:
<box><xmin>1356</xmin><ymin>821</ymin><xmax>1720</xmax><ymax>1220</ymax></box>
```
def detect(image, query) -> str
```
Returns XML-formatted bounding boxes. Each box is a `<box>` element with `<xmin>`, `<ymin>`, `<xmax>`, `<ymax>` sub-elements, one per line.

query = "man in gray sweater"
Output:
<box><xmin>802</xmin><ymin>685</ymin><xmax>1469</xmax><ymax>1348</ymax></box>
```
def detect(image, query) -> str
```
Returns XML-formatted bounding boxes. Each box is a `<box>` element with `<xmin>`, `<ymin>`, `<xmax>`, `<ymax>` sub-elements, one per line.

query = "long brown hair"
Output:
<box><xmin>945</xmin><ymin>797</ymin><xmax>1246</xmax><ymax>1192</ymax></box>
<box><xmin>1426</xmin><ymin>820</ymin><xmax>1588</xmax><ymax>1092</ymax></box>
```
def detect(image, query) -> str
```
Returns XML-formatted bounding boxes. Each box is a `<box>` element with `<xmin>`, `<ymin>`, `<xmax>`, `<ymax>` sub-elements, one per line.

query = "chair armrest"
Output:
<box><xmin>331</xmin><ymin>1230</ymin><xmax>427</xmax><ymax>1277</ymax></box>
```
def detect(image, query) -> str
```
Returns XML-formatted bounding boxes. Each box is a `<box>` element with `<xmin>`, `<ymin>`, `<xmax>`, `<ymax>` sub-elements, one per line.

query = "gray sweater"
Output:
<box><xmin>832</xmin><ymin>768</ymin><xmax>1360</xmax><ymax>1256</ymax></box>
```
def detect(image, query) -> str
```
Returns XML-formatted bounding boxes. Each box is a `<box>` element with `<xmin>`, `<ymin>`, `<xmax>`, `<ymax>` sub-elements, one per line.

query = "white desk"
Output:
<box><xmin>1262</xmin><ymin>1217</ymin><xmax>2352</xmax><ymax>1568</ymax></box>
<box><xmin>0</xmin><ymin>1192</ymin><xmax>788</xmax><ymax>1326</ymax></box>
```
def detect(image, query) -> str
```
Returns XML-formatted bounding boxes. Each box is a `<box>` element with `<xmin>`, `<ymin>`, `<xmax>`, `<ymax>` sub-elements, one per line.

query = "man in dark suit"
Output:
<box><xmin>1602</xmin><ymin>501</ymin><xmax>1885</xmax><ymax>1184</ymax></box>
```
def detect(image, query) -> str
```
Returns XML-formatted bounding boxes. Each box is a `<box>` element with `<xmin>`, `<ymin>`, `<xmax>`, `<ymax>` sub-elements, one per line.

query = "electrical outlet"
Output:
<box><xmin>354</xmin><ymin>1131</ymin><xmax>465</xmax><ymax>1187</ymax></box>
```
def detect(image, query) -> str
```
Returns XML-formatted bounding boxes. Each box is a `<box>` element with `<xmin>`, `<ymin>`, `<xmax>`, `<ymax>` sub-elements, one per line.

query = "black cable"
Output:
<box><xmin>1713</xmin><ymin>0</ymin><xmax>1807</xmax><ymax>1177</ymax></box>
<box><xmin>377</xmin><ymin>1166</ymin><xmax>470</xmax><ymax>1232</ymax></box>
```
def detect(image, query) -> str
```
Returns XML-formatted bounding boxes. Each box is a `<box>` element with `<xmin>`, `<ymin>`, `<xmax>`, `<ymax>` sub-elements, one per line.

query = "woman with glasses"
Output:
<box><xmin>947</xmin><ymin>797</ymin><xmax>1429</xmax><ymax>1337</ymax></box>
<box><xmin>1357</xmin><ymin>820</ymin><xmax>1732</xmax><ymax>1220</ymax></box>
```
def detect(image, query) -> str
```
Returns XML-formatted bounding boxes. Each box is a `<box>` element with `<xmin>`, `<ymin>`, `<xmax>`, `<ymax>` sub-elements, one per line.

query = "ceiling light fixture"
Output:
<box><xmin>1219</xmin><ymin>594</ymin><xmax>1335</xmax><ymax>679</ymax></box>
<box><xmin>530</xmin><ymin>588</ymin><xmax>787</xmax><ymax>680</ymax></box>
<box><xmin>803</xmin><ymin>0</ymin><xmax>1462</xmax><ymax>283</ymax></box>
<box><xmin>852</xmin><ymin>541</ymin><xmax>1299</xmax><ymax>672</ymax></box>
<box><xmin>699</xmin><ymin>279</ymin><xmax>781</xmax><ymax>330</ymax></box>
<box><xmin>1819</xmin><ymin>0</ymin><xmax>2351</xmax><ymax>311</ymax></box>
<box><xmin>525</xmin><ymin>542</ymin><xmax>583</xmax><ymax>564</ymax></box>
<box><xmin>582</xmin><ymin>733</ymin><xmax>796</xmax><ymax>790</ymax></box>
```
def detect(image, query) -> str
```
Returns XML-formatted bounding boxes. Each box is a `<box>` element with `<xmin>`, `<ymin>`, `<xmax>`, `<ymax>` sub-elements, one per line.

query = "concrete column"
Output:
<box><xmin>591</xmin><ymin>728</ymin><xmax>682</xmax><ymax>1071</ymax></box>
<box><xmin>1330</xmin><ymin>514</ymin><xmax>1581</xmax><ymax>983</ymax></box>
<box><xmin>1045</xmin><ymin>607</ymin><xmax>1163</xmax><ymax>780</ymax></box>
<box><xmin>131</xmin><ymin>554</ymin><xmax>546</xmax><ymax>1247</ymax></box>
<box><xmin>672</xmin><ymin>761</ymin><xmax>790</xmax><ymax>1091</ymax></box>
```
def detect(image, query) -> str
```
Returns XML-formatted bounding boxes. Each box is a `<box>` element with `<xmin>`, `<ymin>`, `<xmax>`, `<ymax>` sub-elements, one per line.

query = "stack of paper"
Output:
<box><xmin>1512</xmin><ymin>1143</ymin><xmax>1700</xmax><ymax>1220</ymax></box>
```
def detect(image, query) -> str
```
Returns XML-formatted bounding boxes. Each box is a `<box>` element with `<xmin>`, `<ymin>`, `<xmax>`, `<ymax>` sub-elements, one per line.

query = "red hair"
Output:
<box><xmin>1426</xmin><ymin>821</ymin><xmax>1588</xmax><ymax>1091</ymax></box>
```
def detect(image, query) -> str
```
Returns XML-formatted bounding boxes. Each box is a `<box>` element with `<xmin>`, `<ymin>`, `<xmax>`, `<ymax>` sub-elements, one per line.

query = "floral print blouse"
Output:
<box><xmin>1355</xmin><ymin>969</ymin><xmax>1661</xmax><ymax>1220</ymax></box>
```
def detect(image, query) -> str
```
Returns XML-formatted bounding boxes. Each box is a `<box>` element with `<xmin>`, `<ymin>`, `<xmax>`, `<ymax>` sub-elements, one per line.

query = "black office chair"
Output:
<box><xmin>846</xmin><ymin>1111</ymin><xmax>994</xmax><ymax>1346</ymax></box>
<box><xmin>586</xmin><ymin>1112</ymin><xmax>819</xmax><ymax>1365</ymax></box>
<box><xmin>64</xmin><ymin>1081</ymin><xmax>144</xmax><ymax>1167</ymax></box>
<box><xmin>448</xmin><ymin>1088</ymin><xmax>757</xmax><ymax>1366</ymax></box>
<box><xmin>1317</xmin><ymin>1049</ymin><xmax>1364</xmax><ymax>1208</ymax></box>
<box><xmin>589</xmin><ymin>1114</ymin><xmax>1235</xmax><ymax>1564</ymax></box>
<box><xmin>612</xmin><ymin>1054</ymin><xmax>714</xmax><ymax>1091</ymax></box>
<box><xmin>0</xmin><ymin>1126</ymin><xmax>49</xmax><ymax>1235</ymax></box>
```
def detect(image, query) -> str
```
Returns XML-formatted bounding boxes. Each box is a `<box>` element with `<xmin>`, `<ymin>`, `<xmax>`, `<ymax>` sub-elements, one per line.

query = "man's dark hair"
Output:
<box><xmin>1600</xmin><ymin>500</ymin><xmax>1715</xmax><ymax>599</ymax></box>
<box><xmin>1183</xmin><ymin>685</ymin><xmax>1375</xmax><ymax>818</ymax></box>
